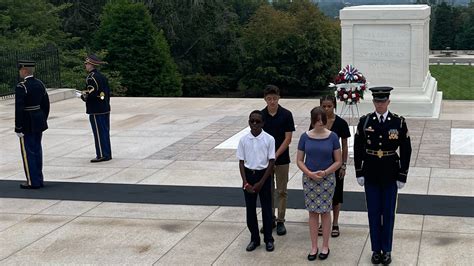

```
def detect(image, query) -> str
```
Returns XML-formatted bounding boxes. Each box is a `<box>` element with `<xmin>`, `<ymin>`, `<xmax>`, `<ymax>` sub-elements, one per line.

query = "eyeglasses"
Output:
<box><xmin>249</xmin><ymin>119</ymin><xmax>262</xmax><ymax>124</ymax></box>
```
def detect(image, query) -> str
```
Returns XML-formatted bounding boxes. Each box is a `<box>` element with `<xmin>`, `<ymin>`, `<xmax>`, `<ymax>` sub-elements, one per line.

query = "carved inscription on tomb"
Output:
<box><xmin>353</xmin><ymin>25</ymin><xmax>411</xmax><ymax>87</ymax></box>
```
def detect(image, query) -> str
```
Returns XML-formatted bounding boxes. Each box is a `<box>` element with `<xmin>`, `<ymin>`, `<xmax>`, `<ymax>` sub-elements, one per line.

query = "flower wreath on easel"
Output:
<box><xmin>329</xmin><ymin>65</ymin><xmax>367</xmax><ymax>104</ymax></box>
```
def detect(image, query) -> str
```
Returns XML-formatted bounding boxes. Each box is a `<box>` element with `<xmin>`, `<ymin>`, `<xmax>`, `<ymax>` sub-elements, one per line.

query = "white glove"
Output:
<box><xmin>396</xmin><ymin>181</ymin><xmax>405</xmax><ymax>189</ymax></box>
<box><xmin>357</xmin><ymin>176</ymin><xmax>365</xmax><ymax>186</ymax></box>
<box><xmin>16</xmin><ymin>132</ymin><xmax>24</xmax><ymax>138</ymax></box>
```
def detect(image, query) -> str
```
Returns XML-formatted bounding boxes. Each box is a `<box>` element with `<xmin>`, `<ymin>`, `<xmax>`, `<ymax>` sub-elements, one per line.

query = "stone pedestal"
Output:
<box><xmin>339</xmin><ymin>5</ymin><xmax>442</xmax><ymax>118</ymax></box>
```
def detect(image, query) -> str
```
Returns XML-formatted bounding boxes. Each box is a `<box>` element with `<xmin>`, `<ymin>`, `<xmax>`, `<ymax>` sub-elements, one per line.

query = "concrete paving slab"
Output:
<box><xmin>2</xmin><ymin>217</ymin><xmax>198</xmax><ymax>265</ymax></box>
<box><xmin>83</xmin><ymin>202</ymin><xmax>218</xmax><ymax>221</ymax></box>
<box><xmin>431</xmin><ymin>168</ymin><xmax>473</xmax><ymax>179</ymax></box>
<box><xmin>0</xmin><ymin>213</ymin><xmax>31</xmax><ymax>232</ymax></box>
<box><xmin>428</xmin><ymin>178</ymin><xmax>474</xmax><ymax>196</ymax></box>
<box><xmin>139</xmin><ymin>169</ymin><xmax>241</xmax><ymax>187</ymax></box>
<box><xmin>205</xmin><ymin>206</ymin><xmax>249</xmax><ymax>223</ymax></box>
<box><xmin>418</xmin><ymin>232</ymin><xmax>474</xmax><ymax>265</ymax></box>
<box><xmin>0</xmin><ymin>198</ymin><xmax>58</xmax><ymax>214</ymax></box>
<box><xmin>0</xmin><ymin>215</ymin><xmax>73</xmax><ymax>260</ymax></box>
<box><xmin>38</xmin><ymin>201</ymin><xmax>101</xmax><ymax>216</ymax></box>
<box><xmin>6</xmin><ymin>166</ymin><xmax>123</xmax><ymax>183</ymax></box>
<box><xmin>100</xmin><ymin>168</ymin><xmax>159</xmax><ymax>184</ymax></box>
<box><xmin>423</xmin><ymin>215</ymin><xmax>474</xmax><ymax>234</ymax></box>
<box><xmin>0</xmin><ymin>162</ymin><xmax>22</xmax><ymax>179</ymax></box>
<box><xmin>156</xmin><ymin>221</ymin><xmax>246</xmax><ymax>265</ymax></box>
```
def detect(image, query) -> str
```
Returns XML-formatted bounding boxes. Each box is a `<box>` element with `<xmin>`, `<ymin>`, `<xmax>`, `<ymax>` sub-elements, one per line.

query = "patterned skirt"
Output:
<box><xmin>302</xmin><ymin>173</ymin><xmax>336</xmax><ymax>213</ymax></box>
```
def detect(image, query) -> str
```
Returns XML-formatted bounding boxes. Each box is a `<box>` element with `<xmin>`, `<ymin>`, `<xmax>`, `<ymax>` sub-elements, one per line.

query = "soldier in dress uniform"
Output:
<box><xmin>14</xmin><ymin>60</ymin><xmax>50</xmax><ymax>189</ymax></box>
<box><xmin>82</xmin><ymin>54</ymin><xmax>112</xmax><ymax>162</ymax></box>
<box><xmin>353</xmin><ymin>87</ymin><xmax>412</xmax><ymax>265</ymax></box>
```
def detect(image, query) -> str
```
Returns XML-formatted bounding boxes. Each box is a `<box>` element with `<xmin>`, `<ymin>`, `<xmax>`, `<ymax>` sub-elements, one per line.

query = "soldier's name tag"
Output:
<box><xmin>364</xmin><ymin>126</ymin><xmax>374</xmax><ymax>132</ymax></box>
<box><xmin>389</xmin><ymin>129</ymin><xmax>399</xmax><ymax>139</ymax></box>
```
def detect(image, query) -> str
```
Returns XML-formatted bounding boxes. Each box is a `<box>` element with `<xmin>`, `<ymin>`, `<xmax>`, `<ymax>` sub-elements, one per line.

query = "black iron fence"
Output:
<box><xmin>0</xmin><ymin>45</ymin><xmax>61</xmax><ymax>97</ymax></box>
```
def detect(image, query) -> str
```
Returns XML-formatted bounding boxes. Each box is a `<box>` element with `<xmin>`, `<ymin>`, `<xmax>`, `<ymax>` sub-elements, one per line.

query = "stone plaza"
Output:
<box><xmin>0</xmin><ymin>91</ymin><xmax>473</xmax><ymax>265</ymax></box>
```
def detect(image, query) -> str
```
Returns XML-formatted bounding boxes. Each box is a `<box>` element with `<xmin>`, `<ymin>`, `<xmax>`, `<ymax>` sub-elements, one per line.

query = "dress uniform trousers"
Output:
<box><xmin>365</xmin><ymin>180</ymin><xmax>398</xmax><ymax>253</ymax></box>
<box><xmin>244</xmin><ymin>167</ymin><xmax>274</xmax><ymax>244</ymax></box>
<box><xmin>19</xmin><ymin>132</ymin><xmax>44</xmax><ymax>187</ymax></box>
<box><xmin>89</xmin><ymin>113</ymin><xmax>112</xmax><ymax>159</ymax></box>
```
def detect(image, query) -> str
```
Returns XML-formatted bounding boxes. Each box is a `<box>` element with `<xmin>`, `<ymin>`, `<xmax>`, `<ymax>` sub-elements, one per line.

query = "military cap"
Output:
<box><xmin>17</xmin><ymin>60</ymin><xmax>36</xmax><ymax>69</ymax></box>
<box><xmin>84</xmin><ymin>54</ymin><xmax>106</xmax><ymax>66</ymax></box>
<box><xmin>370</xmin><ymin>86</ymin><xmax>393</xmax><ymax>101</ymax></box>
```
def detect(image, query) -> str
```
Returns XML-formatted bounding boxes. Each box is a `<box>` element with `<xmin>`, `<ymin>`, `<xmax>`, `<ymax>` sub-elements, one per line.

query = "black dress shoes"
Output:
<box><xmin>318</xmin><ymin>249</ymin><xmax>330</xmax><ymax>260</ymax></box>
<box><xmin>371</xmin><ymin>252</ymin><xmax>382</xmax><ymax>264</ymax></box>
<box><xmin>20</xmin><ymin>183</ymin><xmax>40</xmax><ymax>189</ymax></box>
<box><xmin>276</xmin><ymin>222</ymin><xmax>287</xmax><ymax>236</ymax></box>
<box><xmin>265</xmin><ymin>242</ymin><xmax>274</xmax><ymax>252</ymax></box>
<box><xmin>307</xmin><ymin>249</ymin><xmax>318</xmax><ymax>261</ymax></box>
<box><xmin>382</xmin><ymin>252</ymin><xmax>391</xmax><ymax>265</ymax></box>
<box><xmin>246</xmin><ymin>241</ymin><xmax>260</xmax><ymax>252</ymax></box>
<box><xmin>90</xmin><ymin>157</ymin><xmax>112</xmax><ymax>163</ymax></box>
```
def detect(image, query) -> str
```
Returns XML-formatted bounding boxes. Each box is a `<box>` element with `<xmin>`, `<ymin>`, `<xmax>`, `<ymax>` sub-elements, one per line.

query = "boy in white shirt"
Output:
<box><xmin>237</xmin><ymin>110</ymin><xmax>276</xmax><ymax>252</ymax></box>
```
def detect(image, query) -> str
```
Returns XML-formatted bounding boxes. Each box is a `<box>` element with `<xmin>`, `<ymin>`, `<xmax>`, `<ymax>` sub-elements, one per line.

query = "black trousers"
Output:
<box><xmin>243</xmin><ymin>167</ymin><xmax>274</xmax><ymax>244</ymax></box>
<box><xmin>89</xmin><ymin>113</ymin><xmax>112</xmax><ymax>159</ymax></box>
<box><xmin>19</xmin><ymin>132</ymin><xmax>44</xmax><ymax>187</ymax></box>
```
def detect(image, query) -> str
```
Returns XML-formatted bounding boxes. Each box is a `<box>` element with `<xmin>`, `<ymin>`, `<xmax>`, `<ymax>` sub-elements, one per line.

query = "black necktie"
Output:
<box><xmin>380</xmin><ymin>115</ymin><xmax>384</xmax><ymax>124</ymax></box>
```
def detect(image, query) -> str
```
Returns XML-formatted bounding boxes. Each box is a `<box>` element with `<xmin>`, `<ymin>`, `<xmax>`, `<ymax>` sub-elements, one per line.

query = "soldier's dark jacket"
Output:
<box><xmin>354</xmin><ymin>112</ymin><xmax>412</xmax><ymax>183</ymax></box>
<box><xmin>15</xmin><ymin>76</ymin><xmax>50</xmax><ymax>133</ymax></box>
<box><xmin>82</xmin><ymin>69</ymin><xmax>111</xmax><ymax>114</ymax></box>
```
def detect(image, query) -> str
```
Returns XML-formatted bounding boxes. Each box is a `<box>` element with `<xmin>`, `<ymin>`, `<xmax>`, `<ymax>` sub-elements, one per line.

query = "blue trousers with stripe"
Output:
<box><xmin>19</xmin><ymin>132</ymin><xmax>43</xmax><ymax>187</ymax></box>
<box><xmin>89</xmin><ymin>113</ymin><xmax>112</xmax><ymax>159</ymax></box>
<box><xmin>365</xmin><ymin>181</ymin><xmax>398</xmax><ymax>253</ymax></box>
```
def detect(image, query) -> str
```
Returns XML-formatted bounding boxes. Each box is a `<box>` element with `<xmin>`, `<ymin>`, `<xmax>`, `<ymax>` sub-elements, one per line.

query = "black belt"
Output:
<box><xmin>245</xmin><ymin>168</ymin><xmax>267</xmax><ymax>175</ymax></box>
<box><xmin>366</xmin><ymin>149</ymin><xmax>397</xmax><ymax>158</ymax></box>
<box><xmin>24</xmin><ymin>105</ymin><xmax>40</xmax><ymax>111</ymax></box>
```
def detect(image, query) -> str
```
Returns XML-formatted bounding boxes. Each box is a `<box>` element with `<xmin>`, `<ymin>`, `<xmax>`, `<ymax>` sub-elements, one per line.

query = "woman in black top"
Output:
<box><xmin>310</xmin><ymin>95</ymin><xmax>351</xmax><ymax>237</ymax></box>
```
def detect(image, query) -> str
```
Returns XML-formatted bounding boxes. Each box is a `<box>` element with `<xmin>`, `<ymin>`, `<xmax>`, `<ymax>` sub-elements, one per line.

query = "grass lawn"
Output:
<box><xmin>430</xmin><ymin>65</ymin><xmax>474</xmax><ymax>100</ymax></box>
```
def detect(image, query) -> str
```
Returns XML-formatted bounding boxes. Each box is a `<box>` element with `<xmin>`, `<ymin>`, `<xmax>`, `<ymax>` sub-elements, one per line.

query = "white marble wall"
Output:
<box><xmin>340</xmin><ymin>5</ymin><xmax>442</xmax><ymax>118</ymax></box>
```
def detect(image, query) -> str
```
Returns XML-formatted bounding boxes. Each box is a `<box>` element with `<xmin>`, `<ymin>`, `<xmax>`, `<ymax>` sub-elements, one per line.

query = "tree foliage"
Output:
<box><xmin>241</xmin><ymin>1</ymin><xmax>340</xmax><ymax>97</ymax></box>
<box><xmin>0</xmin><ymin>0</ymin><xmax>71</xmax><ymax>49</ymax></box>
<box><xmin>93</xmin><ymin>0</ymin><xmax>182</xmax><ymax>97</ymax></box>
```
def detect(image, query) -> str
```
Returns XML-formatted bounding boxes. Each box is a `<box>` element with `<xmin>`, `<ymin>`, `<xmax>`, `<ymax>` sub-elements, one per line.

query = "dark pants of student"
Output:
<box><xmin>365</xmin><ymin>181</ymin><xmax>398</xmax><ymax>253</ymax></box>
<box><xmin>19</xmin><ymin>132</ymin><xmax>44</xmax><ymax>187</ymax></box>
<box><xmin>89</xmin><ymin>113</ymin><xmax>112</xmax><ymax>159</ymax></box>
<box><xmin>244</xmin><ymin>167</ymin><xmax>274</xmax><ymax>244</ymax></box>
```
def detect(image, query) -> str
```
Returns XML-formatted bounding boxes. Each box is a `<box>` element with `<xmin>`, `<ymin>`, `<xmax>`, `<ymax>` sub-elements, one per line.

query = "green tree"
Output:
<box><xmin>93</xmin><ymin>0</ymin><xmax>182</xmax><ymax>96</ymax></box>
<box><xmin>144</xmin><ymin>0</ymin><xmax>248</xmax><ymax>96</ymax></box>
<box><xmin>241</xmin><ymin>1</ymin><xmax>340</xmax><ymax>96</ymax></box>
<box><xmin>431</xmin><ymin>2</ymin><xmax>457</xmax><ymax>50</ymax></box>
<box><xmin>0</xmin><ymin>0</ymin><xmax>71</xmax><ymax>49</ymax></box>
<box><xmin>454</xmin><ymin>2</ymin><xmax>474</xmax><ymax>49</ymax></box>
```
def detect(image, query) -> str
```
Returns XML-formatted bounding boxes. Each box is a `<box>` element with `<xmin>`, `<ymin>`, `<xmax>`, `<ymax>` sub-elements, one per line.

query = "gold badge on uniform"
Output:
<box><xmin>365</xmin><ymin>126</ymin><xmax>374</xmax><ymax>132</ymax></box>
<box><xmin>99</xmin><ymin>92</ymin><xmax>105</xmax><ymax>100</ymax></box>
<box><xmin>388</xmin><ymin>129</ymin><xmax>399</xmax><ymax>139</ymax></box>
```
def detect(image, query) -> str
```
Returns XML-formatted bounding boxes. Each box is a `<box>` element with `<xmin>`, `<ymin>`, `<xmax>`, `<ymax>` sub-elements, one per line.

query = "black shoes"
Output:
<box><xmin>371</xmin><ymin>252</ymin><xmax>382</xmax><ymax>264</ymax></box>
<box><xmin>90</xmin><ymin>157</ymin><xmax>112</xmax><ymax>163</ymax></box>
<box><xmin>20</xmin><ymin>183</ymin><xmax>41</xmax><ymax>189</ymax></box>
<box><xmin>276</xmin><ymin>222</ymin><xmax>287</xmax><ymax>236</ymax></box>
<box><xmin>307</xmin><ymin>249</ymin><xmax>318</xmax><ymax>261</ymax></box>
<box><xmin>265</xmin><ymin>242</ymin><xmax>274</xmax><ymax>252</ymax></box>
<box><xmin>246</xmin><ymin>241</ymin><xmax>260</xmax><ymax>252</ymax></box>
<box><xmin>260</xmin><ymin>222</ymin><xmax>276</xmax><ymax>233</ymax></box>
<box><xmin>371</xmin><ymin>252</ymin><xmax>391</xmax><ymax>265</ymax></box>
<box><xmin>382</xmin><ymin>252</ymin><xmax>392</xmax><ymax>265</ymax></box>
<box><xmin>318</xmin><ymin>249</ymin><xmax>330</xmax><ymax>260</ymax></box>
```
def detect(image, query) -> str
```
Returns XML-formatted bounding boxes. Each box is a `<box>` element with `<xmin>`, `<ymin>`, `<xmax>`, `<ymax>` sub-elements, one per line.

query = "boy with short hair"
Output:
<box><xmin>237</xmin><ymin>110</ymin><xmax>276</xmax><ymax>252</ymax></box>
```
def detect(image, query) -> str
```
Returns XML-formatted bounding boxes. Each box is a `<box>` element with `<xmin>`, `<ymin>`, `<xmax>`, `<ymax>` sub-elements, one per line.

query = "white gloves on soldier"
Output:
<box><xmin>357</xmin><ymin>176</ymin><xmax>405</xmax><ymax>189</ymax></box>
<box><xmin>16</xmin><ymin>132</ymin><xmax>24</xmax><ymax>138</ymax></box>
<box><xmin>396</xmin><ymin>181</ymin><xmax>405</xmax><ymax>189</ymax></box>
